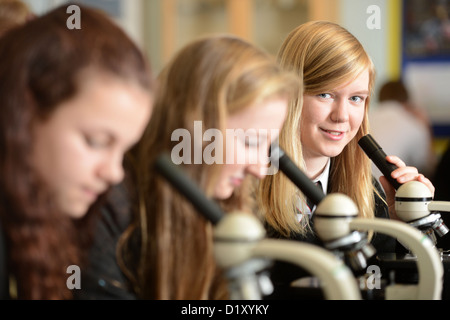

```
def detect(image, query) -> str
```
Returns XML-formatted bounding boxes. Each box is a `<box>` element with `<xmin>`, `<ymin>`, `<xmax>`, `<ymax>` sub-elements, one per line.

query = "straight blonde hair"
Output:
<box><xmin>119</xmin><ymin>35</ymin><xmax>300</xmax><ymax>299</ymax></box>
<box><xmin>258</xmin><ymin>21</ymin><xmax>379</xmax><ymax>237</ymax></box>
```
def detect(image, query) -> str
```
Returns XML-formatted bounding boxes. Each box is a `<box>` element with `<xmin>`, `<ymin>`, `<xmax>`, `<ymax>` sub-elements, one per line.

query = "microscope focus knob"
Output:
<box><xmin>314</xmin><ymin>193</ymin><xmax>358</xmax><ymax>242</ymax></box>
<box><xmin>395</xmin><ymin>181</ymin><xmax>433</xmax><ymax>222</ymax></box>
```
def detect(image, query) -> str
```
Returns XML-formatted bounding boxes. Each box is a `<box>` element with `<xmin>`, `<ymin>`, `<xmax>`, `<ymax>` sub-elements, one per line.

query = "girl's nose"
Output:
<box><xmin>98</xmin><ymin>153</ymin><xmax>125</xmax><ymax>185</ymax></box>
<box><xmin>331</xmin><ymin>99</ymin><xmax>349</xmax><ymax>123</ymax></box>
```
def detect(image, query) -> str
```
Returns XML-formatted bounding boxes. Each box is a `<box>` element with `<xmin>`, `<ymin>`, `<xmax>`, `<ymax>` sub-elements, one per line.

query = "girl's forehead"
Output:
<box><xmin>332</xmin><ymin>69</ymin><xmax>371</xmax><ymax>92</ymax></box>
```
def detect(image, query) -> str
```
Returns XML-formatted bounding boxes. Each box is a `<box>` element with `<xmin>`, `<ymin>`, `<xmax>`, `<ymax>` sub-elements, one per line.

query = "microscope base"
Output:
<box><xmin>377</xmin><ymin>252</ymin><xmax>450</xmax><ymax>300</ymax></box>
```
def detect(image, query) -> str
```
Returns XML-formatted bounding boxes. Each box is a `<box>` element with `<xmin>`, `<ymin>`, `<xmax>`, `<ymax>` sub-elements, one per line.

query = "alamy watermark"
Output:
<box><xmin>364</xmin><ymin>265</ymin><xmax>382</xmax><ymax>290</ymax></box>
<box><xmin>66</xmin><ymin>5</ymin><xmax>81</xmax><ymax>30</ymax></box>
<box><xmin>65</xmin><ymin>264</ymin><xmax>382</xmax><ymax>292</ymax></box>
<box><xmin>66</xmin><ymin>4</ymin><xmax>383</xmax><ymax>31</ymax></box>
<box><xmin>367</xmin><ymin>5</ymin><xmax>381</xmax><ymax>30</ymax></box>
<box><xmin>66</xmin><ymin>265</ymin><xmax>81</xmax><ymax>290</ymax></box>
<box><xmin>171</xmin><ymin>121</ymin><xmax>280</xmax><ymax>176</ymax></box>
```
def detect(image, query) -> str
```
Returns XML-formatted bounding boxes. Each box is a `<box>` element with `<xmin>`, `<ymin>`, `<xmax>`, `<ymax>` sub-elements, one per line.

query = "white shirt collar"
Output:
<box><xmin>295</xmin><ymin>158</ymin><xmax>330</xmax><ymax>220</ymax></box>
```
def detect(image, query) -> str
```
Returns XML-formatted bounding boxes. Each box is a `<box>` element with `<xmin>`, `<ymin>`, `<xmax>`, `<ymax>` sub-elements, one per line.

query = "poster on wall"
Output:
<box><xmin>403</xmin><ymin>0</ymin><xmax>450</xmax><ymax>61</ymax></box>
<box><xmin>402</xmin><ymin>0</ymin><xmax>450</xmax><ymax>135</ymax></box>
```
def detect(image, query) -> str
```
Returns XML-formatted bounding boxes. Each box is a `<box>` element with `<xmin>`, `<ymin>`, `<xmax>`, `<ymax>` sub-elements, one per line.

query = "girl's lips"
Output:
<box><xmin>83</xmin><ymin>189</ymin><xmax>98</xmax><ymax>202</ymax></box>
<box><xmin>320</xmin><ymin>128</ymin><xmax>345</xmax><ymax>141</ymax></box>
<box><xmin>82</xmin><ymin>186</ymin><xmax>105</xmax><ymax>202</ymax></box>
<box><xmin>83</xmin><ymin>189</ymin><xmax>97</xmax><ymax>202</ymax></box>
<box><xmin>230</xmin><ymin>177</ymin><xmax>244</xmax><ymax>187</ymax></box>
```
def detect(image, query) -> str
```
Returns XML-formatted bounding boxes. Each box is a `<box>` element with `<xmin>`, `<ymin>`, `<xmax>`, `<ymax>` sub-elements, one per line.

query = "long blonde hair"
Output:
<box><xmin>119</xmin><ymin>35</ymin><xmax>299</xmax><ymax>299</ymax></box>
<box><xmin>259</xmin><ymin>21</ymin><xmax>377</xmax><ymax>237</ymax></box>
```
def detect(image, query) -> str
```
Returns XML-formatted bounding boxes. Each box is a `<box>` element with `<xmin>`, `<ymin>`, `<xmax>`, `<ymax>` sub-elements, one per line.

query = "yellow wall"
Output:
<box><xmin>387</xmin><ymin>0</ymin><xmax>402</xmax><ymax>80</ymax></box>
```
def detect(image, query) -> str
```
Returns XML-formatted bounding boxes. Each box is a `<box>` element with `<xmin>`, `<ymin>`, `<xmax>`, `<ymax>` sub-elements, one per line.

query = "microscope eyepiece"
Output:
<box><xmin>358</xmin><ymin>134</ymin><xmax>402</xmax><ymax>190</ymax></box>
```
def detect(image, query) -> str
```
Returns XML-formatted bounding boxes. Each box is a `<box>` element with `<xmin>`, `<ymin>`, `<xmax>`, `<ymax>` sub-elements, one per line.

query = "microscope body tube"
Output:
<box><xmin>154</xmin><ymin>153</ymin><xmax>224</xmax><ymax>225</ymax></box>
<box><xmin>350</xmin><ymin>218</ymin><xmax>443</xmax><ymax>300</ymax></box>
<box><xmin>270</xmin><ymin>144</ymin><xmax>325</xmax><ymax>206</ymax></box>
<box><xmin>358</xmin><ymin>134</ymin><xmax>402</xmax><ymax>189</ymax></box>
<box><xmin>214</xmin><ymin>212</ymin><xmax>362</xmax><ymax>300</ymax></box>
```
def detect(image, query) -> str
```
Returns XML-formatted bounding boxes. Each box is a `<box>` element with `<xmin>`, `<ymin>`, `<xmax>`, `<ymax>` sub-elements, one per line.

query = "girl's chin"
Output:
<box><xmin>213</xmin><ymin>186</ymin><xmax>234</xmax><ymax>201</ymax></box>
<box><xmin>60</xmin><ymin>202</ymin><xmax>90</xmax><ymax>219</ymax></box>
<box><xmin>319</xmin><ymin>144</ymin><xmax>347</xmax><ymax>158</ymax></box>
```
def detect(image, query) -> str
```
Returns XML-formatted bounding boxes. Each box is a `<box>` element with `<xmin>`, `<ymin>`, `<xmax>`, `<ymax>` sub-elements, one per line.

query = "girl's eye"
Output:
<box><xmin>317</xmin><ymin>93</ymin><xmax>332</xmax><ymax>99</ymax></box>
<box><xmin>350</xmin><ymin>96</ymin><xmax>366</xmax><ymax>103</ymax></box>
<box><xmin>85</xmin><ymin>135</ymin><xmax>111</xmax><ymax>149</ymax></box>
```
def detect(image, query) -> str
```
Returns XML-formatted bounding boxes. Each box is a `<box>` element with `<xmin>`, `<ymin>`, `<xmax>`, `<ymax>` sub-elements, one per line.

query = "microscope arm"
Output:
<box><xmin>428</xmin><ymin>201</ymin><xmax>450</xmax><ymax>212</ymax></box>
<box><xmin>214</xmin><ymin>212</ymin><xmax>361</xmax><ymax>300</ymax></box>
<box><xmin>350</xmin><ymin>218</ymin><xmax>443</xmax><ymax>300</ymax></box>
<box><xmin>251</xmin><ymin>239</ymin><xmax>362</xmax><ymax>300</ymax></box>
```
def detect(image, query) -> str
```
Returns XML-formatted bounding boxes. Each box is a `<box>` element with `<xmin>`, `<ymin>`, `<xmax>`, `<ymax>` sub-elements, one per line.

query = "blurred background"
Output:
<box><xmin>22</xmin><ymin>0</ymin><xmax>450</xmax><ymax>170</ymax></box>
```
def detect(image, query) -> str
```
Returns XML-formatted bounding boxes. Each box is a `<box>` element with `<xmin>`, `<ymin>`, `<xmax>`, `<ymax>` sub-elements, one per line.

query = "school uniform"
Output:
<box><xmin>0</xmin><ymin>220</ymin><xmax>9</xmax><ymax>299</ymax></box>
<box><xmin>264</xmin><ymin>159</ymin><xmax>397</xmax><ymax>299</ymax></box>
<box><xmin>74</xmin><ymin>181</ymin><xmax>137</xmax><ymax>300</ymax></box>
<box><xmin>433</xmin><ymin>144</ymin><xmax>450</xmax><ymax>250</ymax></box>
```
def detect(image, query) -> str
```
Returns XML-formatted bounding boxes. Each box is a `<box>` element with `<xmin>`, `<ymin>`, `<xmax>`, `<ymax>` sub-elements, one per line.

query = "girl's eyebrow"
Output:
<box><xmin>351</xmin><ymin>90</ymin><xmax>370</xmax><ymax>95</ymax></box>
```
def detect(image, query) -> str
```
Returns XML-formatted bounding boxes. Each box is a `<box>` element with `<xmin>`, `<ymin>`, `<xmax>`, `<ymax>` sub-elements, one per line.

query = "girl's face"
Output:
<box><xmin>213</xmin><ymin>97</ymin><xmax>288</xmax><ymax>200</ymax></box>
<box><xmin>301</xmin><ymin>69</ymin><xmax>369</xmax><ymax>162</ymax></box>
<box><xmin>30</xmin><ymin>74</ymin><xmax>152</xmax><ymax>218</ymax></box>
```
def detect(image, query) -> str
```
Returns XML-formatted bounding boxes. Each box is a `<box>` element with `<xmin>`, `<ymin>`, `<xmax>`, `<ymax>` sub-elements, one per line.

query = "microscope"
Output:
<box><xmin>154</xmin><ymin>153</ymin><xmax>361</xmax><ymax>300</ymax></box>
<box><xmin>395</xmin><ymin>181</ymin><xmax>449</xmax><ymax>245</ymax></box>
<box><xmin>359</xmin><ymin>134</ymin><xmax>449</xmax><ymax>244</ymax></box>
<box><xmin>313</xmin><ymin>193</ymin><xmax>443</xmax><ymax>299</ymax></box>
<box><xmin>358</xmin><ymin>134</ymin><xmax>449</xmax><ymax>299</ymax></box>
<box><xmin>270</xmin><ymin>143</ymin><xmax>444</xmax><ymax>299</ymax></box>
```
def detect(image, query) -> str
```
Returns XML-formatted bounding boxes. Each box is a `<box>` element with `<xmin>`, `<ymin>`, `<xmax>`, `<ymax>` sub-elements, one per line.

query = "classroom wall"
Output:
<box><xmin>22</xmin><ymin>0</ymin><xmax>394</xmax><ymax>87</ymax></box>
<box><xmin>20</xmin><ymin>0</ymin><xmax>450</xmax><ymax>155</ymax></box>
<box><xmin>339</xmin><ymin>0</ymin><xmax>393</xmax><ymax>100</ymax></box>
